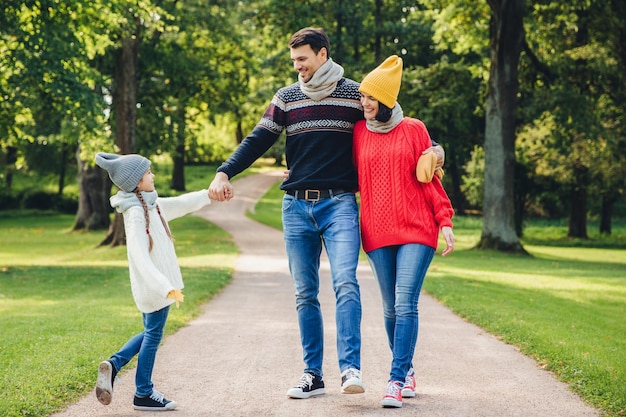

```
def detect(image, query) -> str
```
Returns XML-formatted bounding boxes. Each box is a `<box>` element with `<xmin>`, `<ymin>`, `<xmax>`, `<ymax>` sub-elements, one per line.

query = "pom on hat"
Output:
<box><xmin>359</xmin><ymin>55</ymin><xmax>403</xmax><ymax>108</ymax></box>
<box><xmin>95</xmin><ymin>152</ymin><xmax>151</xmax><ymax>192</ymax></box>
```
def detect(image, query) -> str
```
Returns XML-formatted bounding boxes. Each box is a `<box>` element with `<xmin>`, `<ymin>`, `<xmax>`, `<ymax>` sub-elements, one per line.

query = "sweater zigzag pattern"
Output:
<box><xmin>219</xmin><ymin>78</ymin><xmax>364</xmax><ymax>191</ymax></box>
<box><xmin>261</xmin><ymin>79</ymin><xmax>362</xmax><ymax>135</ymax></box>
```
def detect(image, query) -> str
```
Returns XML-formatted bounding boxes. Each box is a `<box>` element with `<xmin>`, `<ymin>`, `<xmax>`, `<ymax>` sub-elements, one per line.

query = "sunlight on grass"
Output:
<box><xmin>423</xmin><ymin>244</ymin><xmax>625</xmax><ymax>416</ymax></box>
<box><xmin>438</xmin><ymin>264</ymin><xmax>625</xmax><ymax>305</ymax></box>
<box><xmin>526</xmin><ymin>245</ymin><xmax>626</xmax><ymax>264</ymax></box>
<box><xmin>0</xmin><ymin>210</ymin><xmax>237</xmax><ymax>417</ymax></box>
<box><xmin>178</xmin><ymin>253</ymin><xmax>237</xmax><ymax>268</ymax></box>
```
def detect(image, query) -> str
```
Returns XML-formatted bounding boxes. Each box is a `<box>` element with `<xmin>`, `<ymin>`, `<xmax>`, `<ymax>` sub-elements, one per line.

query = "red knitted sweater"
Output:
<box><xmin>353</xmin><ymin>117</ymin><xmax>454</xmax><ymax>253</ymax></box>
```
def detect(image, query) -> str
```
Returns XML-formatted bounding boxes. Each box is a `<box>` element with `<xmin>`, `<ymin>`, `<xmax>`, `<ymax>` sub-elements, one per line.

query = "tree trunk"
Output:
<box><xmin>448</xmin><ymin>145</ymin><xmax>466</xmax><ymax>215</ymax></box>
<box><xmin>57</xmin><ymin>142</ymin><xmax>70</xmax><ymax>196</ymax></box>
<box><xmin>113</xmin><ymin>35</ymin><xmax>139</xmax><ymax>154</ymax></box>
<box><xmin>599</xmin><ymin>194</ymin><xmax>613</xmax><ymax>235</ymax></box>
<box><xmin>477</xmin><ymin>0</ymin><xmax>527</xmax><ymax>254</ymax></box>
<box><xmin>565</xmin><ymin>9</ymin><xmax>591</xmax><ymax>240</ymax></box>
<box><xmin>170</xmin><ymin>105</ymin><xmax>186</xmax><ymax>191</ymax></box>
<box><xmin>4</xmin><ymin>146</ymin><xmax>17</xmax><ymax>190</ymax></box>
<box><xmin>567</xmin><ymin>163</ymin><xmax>588</xmax><ymax>238</ymax></box>
<box><xmin>100</xmin><ymin>211</ymin><xmax>126</xmax><ymax>247</ymax></box>
<box><xmin>101</xmin><ymin>29</ymin><xmax>140</xmax><ymax>247</ymax></box>
<box><xmin>73</xmin><ymin>145</ymin><xmax>111</xmax><ymax>231</ymax></box>
<box><xmin>235</xmin><ymin>119</ymin><xmax>244</xmax><ymax>144</ymax></box>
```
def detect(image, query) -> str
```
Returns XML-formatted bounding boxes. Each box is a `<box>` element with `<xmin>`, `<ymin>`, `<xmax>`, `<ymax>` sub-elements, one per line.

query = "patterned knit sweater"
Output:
<box><xmin>110</xmin><ymin>190</ymin><xmax>211</xmax><ymax>313</ymax></box>
<box><xmin>353</xmin><ymin>118</ymin><xmax>454</xmax><ymax>253</ymax></box>
<box><xmin>217</xmin><ymin>78</ymin><xmax>364</xmax><ymax>191</ymax></box>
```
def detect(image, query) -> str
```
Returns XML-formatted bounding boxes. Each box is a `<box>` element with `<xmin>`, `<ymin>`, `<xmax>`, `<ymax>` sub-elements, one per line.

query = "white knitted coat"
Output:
<box><xmin>110</xmin><ymin>190</ymin><xmax>211</xmax><ymax>313</ymax></box>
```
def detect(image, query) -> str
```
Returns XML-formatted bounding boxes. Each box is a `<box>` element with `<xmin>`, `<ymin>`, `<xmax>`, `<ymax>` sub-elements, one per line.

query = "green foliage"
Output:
<box><xmin>0</xmin><ymin>213</ymin><xmax>236</xmax><ymax>417</ymax></box>
<box><xmin>419</xmin><ymin>0</ymin><xmax>490</xmax><ymax>59</ymax></box>
<box><xmin>1</xmin><ymin>0</ymin><xmax>625</xmax><ymax>237</ymax></box>
<box><xmin>518</xmin><ymin>1</ymin><xmax>626</xmax><ymax>227</ymax></box>
<box><xmin>460</xmin><ymin>145</ymin><xmax>484</xmax><ymax>209</ymax></box>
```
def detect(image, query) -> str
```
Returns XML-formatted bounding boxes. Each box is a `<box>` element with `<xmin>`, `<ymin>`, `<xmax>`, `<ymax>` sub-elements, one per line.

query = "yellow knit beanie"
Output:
<box><xmin>359</xmin><ymin>55</ymin><xmax>403</xmax><ymax>108</ymax></box>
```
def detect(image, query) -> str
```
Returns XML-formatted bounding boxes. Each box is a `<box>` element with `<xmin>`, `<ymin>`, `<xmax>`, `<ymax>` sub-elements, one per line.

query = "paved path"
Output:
<box><xmin>54</xmin><ymin>171</ymin><xmax>599</xmax><ymax>417</ymax></box>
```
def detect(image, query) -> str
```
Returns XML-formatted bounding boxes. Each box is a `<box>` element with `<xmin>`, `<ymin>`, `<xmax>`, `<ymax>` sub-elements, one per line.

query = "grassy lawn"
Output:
<box><xmin>1</xmin><ymin>167</ymin><xmax>624</xmax><ymax>416</ymax></box>
<box><xmin>248</xmin><ymin>181</ymin><xmax>626</xmax><ymax>417</ymax></box>
<box><xmin>0</xmin><ymin>163</ymin><xmax>246</xmax><ymax>417</ymax></box>
<box><xmin>0</xmin><ymin>213</ymin><xmax>237</xmax><ymax>417</ymax></box>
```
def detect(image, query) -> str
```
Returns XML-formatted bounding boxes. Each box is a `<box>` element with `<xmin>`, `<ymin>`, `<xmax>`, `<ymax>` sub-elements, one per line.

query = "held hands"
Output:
<box><xmin>167</xmin><ymin>289</ymin><xmax>185</xmax><ymax>308</ymax></box>
<box><xmin>441</xmin><ymin>226</ymin><xmax>455</xmax><ymax>256</ymax></box>
<box><xmin>208</xmin><ymin>172</ymin><xmax>234</xmax><ymax>201</ymax></box>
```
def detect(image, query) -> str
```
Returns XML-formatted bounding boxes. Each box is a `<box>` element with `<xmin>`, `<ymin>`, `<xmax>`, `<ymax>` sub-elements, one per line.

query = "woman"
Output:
<box><xmin>352</xmin><ymin>55</ymin><xmax>455</xmax><ymax>408</ymax></box>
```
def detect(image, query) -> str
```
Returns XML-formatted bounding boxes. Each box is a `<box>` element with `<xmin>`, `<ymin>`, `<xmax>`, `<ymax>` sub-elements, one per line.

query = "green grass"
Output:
<box><xmin>248</xmin><ymin>181</ymin><xmax>626</xmax><ymax>417</ymax></box>
<box><xmin>0</xmin><ymin>161</ymin><xmax>282</xmax><ymax>417</ymax></box>
<box><xmin>426</xmin><ymin>249</ymin><xmax>624</xmax><ymax>415</ymax></box>
<box><xmin>2</xmin><ymin>169</ymin><xmax>624</xmax><ymax>416</ymax></box>
<box><xmin>1</xmin><ymin>263</ymin><xmax>233</xmax><ymax>416</ymax></box>
<box><xmin>246</xmin><ymin>177</ymin><xmax>285</xmax><ymax>230</ymax></box>
<box><xmin>0</xmin><ymin>215</ymin><xmax>237</xmax><ymax>417</ymax></box>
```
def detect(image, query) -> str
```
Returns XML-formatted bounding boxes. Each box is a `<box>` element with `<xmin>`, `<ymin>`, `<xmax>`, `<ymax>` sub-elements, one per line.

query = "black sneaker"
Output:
<box><xmin>95</xmin><ymin>360</ymin><xmax>118</xmax><ymax>405</ymax></box>
<box><xmin>286</xmin><ymin>372</ymin><xmax>325</xmax><ymax>399</ymax></box>
<box><xmin>133</xmin><ymin>390</ymin><xmax>177</xmax><ymax>411</ymax></box>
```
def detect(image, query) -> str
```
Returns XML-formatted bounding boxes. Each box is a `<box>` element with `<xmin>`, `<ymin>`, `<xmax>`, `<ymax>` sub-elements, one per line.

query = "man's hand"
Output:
<box><xmin>208</xmin><ymin>172</ymin><xmax>234</xmax><ymax>201</ymax></box>
<box><xmin>422</xmin><ymin>145</ymin><xmax>445</xmax><ymax>169</ymax></box>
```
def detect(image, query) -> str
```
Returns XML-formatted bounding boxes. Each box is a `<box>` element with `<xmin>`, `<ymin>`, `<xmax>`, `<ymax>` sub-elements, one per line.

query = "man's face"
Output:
<box><xmin>290</xmin><ymin>44</ymin><xmax>327</xmax><ymax>83</ymax></box>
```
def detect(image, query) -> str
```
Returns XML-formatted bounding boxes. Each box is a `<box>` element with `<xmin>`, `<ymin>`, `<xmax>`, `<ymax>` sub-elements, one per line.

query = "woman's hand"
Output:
<box><xmin>441</xmin><ymin>226</ymin><xmax>455</xmax><ymax>256</ymax></box>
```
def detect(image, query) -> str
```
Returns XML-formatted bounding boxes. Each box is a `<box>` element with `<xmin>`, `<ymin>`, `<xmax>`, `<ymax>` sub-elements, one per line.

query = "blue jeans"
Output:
<box><xmin>109</xmin><ymin>305</ymin><xmax>170</xmax><ymax>397</ymax></box>
<box><xmin>367</xmin><ymin>244</ymin><xmax>434</xmax><ymax>382</ymax></box>
<box><xmin>282</xmin><ymin>192</ymin><xmax>362</xmax><ymax>376</ymax></box>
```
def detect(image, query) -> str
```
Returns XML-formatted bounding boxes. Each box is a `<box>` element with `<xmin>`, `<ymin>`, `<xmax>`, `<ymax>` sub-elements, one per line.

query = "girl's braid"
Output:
<box><xmin>134</xmin><ymin>190</ymin><xmax>173</xmax><ymax>252</ymax></box>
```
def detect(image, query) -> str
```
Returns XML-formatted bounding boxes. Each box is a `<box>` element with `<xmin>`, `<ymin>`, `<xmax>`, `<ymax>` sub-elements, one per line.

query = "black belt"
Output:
<box><xmin>285</xmin><ymin>188</ymin><xmax>350</xmax><ymax>201</ymax></box>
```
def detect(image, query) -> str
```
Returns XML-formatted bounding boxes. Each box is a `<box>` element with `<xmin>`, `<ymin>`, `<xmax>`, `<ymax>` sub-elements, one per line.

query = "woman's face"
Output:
<box><xmin>360</xmin><ymin>93</ymin><xmax>379</xmax><ymax>120</ymax></box>
<box><xmin>137</xmin><ymin>168</ymin><xmax>155</xmax><ymax>192</ymax></box>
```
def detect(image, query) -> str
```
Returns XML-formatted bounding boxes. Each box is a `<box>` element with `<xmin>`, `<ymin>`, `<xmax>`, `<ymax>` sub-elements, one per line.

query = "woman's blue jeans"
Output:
<box><xmin>367</xmin><ymin>244</ymin><xmax>434</xmax><ymax>382</ymax></box>
<box><xmin>109</xmin><ymin>305</ymin><xmax>170</xmax><ymax>397</ymax></box>
<box><xmin>282</xmin><ymin>192</ymin><xmax>362</xmax><ymax>377</ymax></box>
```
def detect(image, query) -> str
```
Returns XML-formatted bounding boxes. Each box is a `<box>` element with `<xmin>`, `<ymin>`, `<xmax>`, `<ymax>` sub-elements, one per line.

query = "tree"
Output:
<box><xmin>476</xmin><ymin>0</ymin><xmax>527</xmax><ymax>253</ymax></box>
<box><xmin>1</xmin><ymin>0</ymin><xmax>109</xmax><ymax>209</ymax></box>
<box><xmin>517</xmin><ymin>0</ymin><xmax>626</xmax><ymax>237</ymax></box>
<box><xmin>87</xmin><ymin>1</ymin><xmax>169</xmax><ymax>246</ymax></box>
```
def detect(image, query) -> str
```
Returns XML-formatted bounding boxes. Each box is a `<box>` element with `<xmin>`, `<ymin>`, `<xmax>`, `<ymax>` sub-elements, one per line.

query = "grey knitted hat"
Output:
<box><xmin>95</xmin><ymin>152</ymin><xmax>151</xmax><ymax>192</ymax></box>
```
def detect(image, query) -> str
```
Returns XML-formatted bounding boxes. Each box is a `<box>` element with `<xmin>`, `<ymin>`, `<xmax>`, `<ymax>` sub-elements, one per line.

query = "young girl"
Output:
<box><xmin>94</xmin><ymin>152</ymin><xmax>211</xmax><ymax>411</ymax></box>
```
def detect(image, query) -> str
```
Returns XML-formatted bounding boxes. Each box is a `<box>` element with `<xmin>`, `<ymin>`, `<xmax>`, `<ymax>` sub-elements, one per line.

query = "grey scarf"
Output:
<box><xmin>110</xmin><ymin>190</ymin><xmax>158</xmax><ymax>213</ymax></box>
<box><xmin>366</xmin><ymin>103</ymin><xmax>405</xmax><ymax>133</ymax></box>
<box><xmin>300</xmin><ymin>58</ymin><xmax>344</xmax><ymax>101</ymax></box>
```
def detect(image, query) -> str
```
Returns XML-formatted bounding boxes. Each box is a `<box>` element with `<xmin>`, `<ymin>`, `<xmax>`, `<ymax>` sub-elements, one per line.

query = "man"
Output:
<box><xmin>208</xmin><ymin>27</ymin><xmax>444</xmax><ymax>399</ymax></box>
